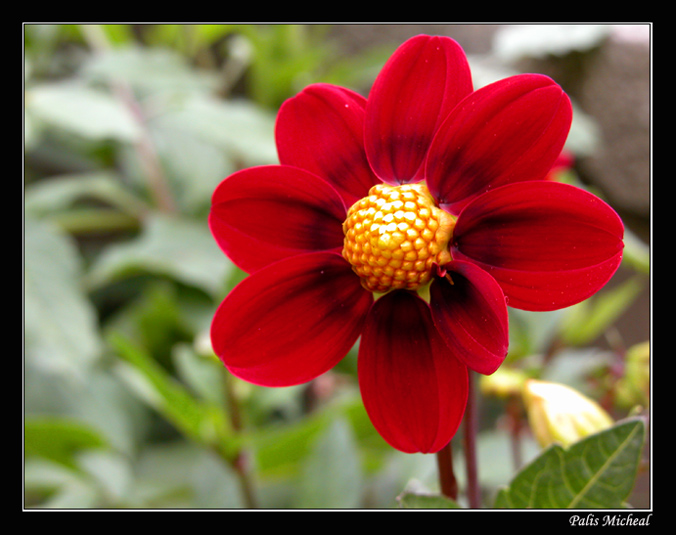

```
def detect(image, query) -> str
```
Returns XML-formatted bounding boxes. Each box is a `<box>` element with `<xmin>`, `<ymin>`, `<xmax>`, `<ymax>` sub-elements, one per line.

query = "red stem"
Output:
<box><xmin>436</xmin><ymin>440</ymin><xmax>458</xmax><ymax>501</ymax></box>
<box><xmin>464</xmin><ymin>371</ymin><xmax>481</xmax><ymax>508</ymax></box>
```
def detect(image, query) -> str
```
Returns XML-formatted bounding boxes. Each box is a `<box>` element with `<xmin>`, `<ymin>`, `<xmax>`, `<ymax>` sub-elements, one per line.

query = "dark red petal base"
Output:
<box><xmin>358</xmin><ymin>290</ymin><xmax>468</xmax><ymax>454</ymax></box>
<box><xmin>211</xmin><ymin>252</ymin><xmax>372</xmax><ymax>387</ymax></box>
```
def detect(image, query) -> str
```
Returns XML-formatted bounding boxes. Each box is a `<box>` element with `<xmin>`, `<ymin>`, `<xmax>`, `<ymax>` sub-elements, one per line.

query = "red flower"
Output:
<box><xmin>209</xmin><ymin>35</ymin><xmax>624</xmax><ymax>454</ymax></box>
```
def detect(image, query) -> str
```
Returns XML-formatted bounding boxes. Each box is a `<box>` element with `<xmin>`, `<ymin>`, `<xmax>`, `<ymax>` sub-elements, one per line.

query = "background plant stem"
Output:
<box><xmin>223</xmin><ymin>371</ymin><xmax>258</xmax><ymax>509</ymax></box>
<box><xmin>79</xmin><ymin>24</ymin><xmax>177</xmax><ymax>214</ymax></box>
<box><xmin>464</xmin><ymin>371</ymin><xmax>481</xmax><ymax>508</ymax></box>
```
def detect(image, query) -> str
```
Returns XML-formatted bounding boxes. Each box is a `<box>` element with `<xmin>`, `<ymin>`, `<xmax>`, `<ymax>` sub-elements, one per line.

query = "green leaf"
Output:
<box><xmin>158</xmin><ymin>94</ymin><xmax>278</xmax><ymax>166</ymax></box>
<box><xmin>189</xmin><ymin>450</ymin><xmax>247</xmax><ymax>508</ymax></box>
<box><xmin>494</xmin><ymin>417</ymin><xmax>646</xmax><ymax>508</ymax></box>
<box><xmin>86</xmin><ymin>214</ymin><xmax>233</xmax><ymax>297</ymax></box>
<box><xmin>82</xmin><ymin>45</ymin><xmax>218</xmax><ymax>95</ymax></box>
<box><xmin>237</xmin><ymin>25</ymin><xmax>332</xmax><ymax>109</ymax></box>
<box><xmin>24</xmin><ymin>458</ymin><xmax>101</xmax><ymax>509</ymax></box>
<box><xmin>26</xmin><ymin>81</ymin><xmax>142</xmax><ymax>142</ymax></box>
<box><xmin>172</xmin><ymin>343</ymin><xmax>226</xmax><ymax>407</ymax></box>
<box><xmin>622</xmin><ymin>228</ymin><xmax>650</xmax><ymax>275</ymax></box>
<box><xmin>109</xmin><ymin>333</ymin><xmax>232</xmax><ymax>453</ymax></box>
<box><xmin>397</xmin><ymin>491</ymin><xmax>461</xmax><ymax>509</ymax></box>
<box><xmin>77</xmin><ymin>450</ymin><xmax>134</xmax><ymax>505</ymax></box>
<box><xmin>149</xmin><ymin>120</ymin><xmax>234</xmax><ymax>215</ymax></box>
<box><xmin>295</xmin><ymin>417</ymin><xmax>363</xmax><ymax>508</ymax></box>
<box><xmin>250</xmin><ymin>395</ymin><xmax>374</xmax><ymax>481</ymax></box>
<box><xmin>25</xmin><ymin>416</ymin><xmax>107</xmax><ymax>469</ymax></box>
<box><xmin>25</xmin><ymin>218</ymin><xmax>102</xmax><ymax>375</ymax></box>
<box><xmin>559</xmin><ymin>276</ymin><xmax>645</xmax><ymax>346</ymax></box>
<box><xmin>252</xmin><ymin>409</ymin><xmax>332</xmax><ymax>479</ymax></box>
<box><xmin>507</xmin><ymin>308</ymin><xmax>565</xmax><ymax>361</ymax></box>
<box><xmin>24</xmin><ymin>171</ymin><xmax>148</xmax><ymax>218</ymax></box>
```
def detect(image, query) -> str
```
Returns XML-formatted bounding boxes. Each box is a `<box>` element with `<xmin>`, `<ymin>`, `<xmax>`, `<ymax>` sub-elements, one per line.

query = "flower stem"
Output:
<box><xmin>223</xmin><ymin>372</ymin><xmax>258</xmax><ymax>509</ymax></box>
<box><xmin>436</xmin><ymin>440</ymin><xmax>458</xmax><ymax>501</ymax></box>
<box><xmin>464</xmin><ymin>371</ymin><xmax>481</xmax><ymax>508</ymax></box>
<box><xmin>507</xmin><ymin>395</ymin><xmax>523</xmax><ymax>471</ymax></box>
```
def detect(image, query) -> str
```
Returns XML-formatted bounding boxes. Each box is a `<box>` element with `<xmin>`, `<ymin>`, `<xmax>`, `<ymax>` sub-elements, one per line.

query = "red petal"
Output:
<box><xmin>365</xmin><ymin>35</ymin><xmax>472</xmax><ymax>186</ymax></box>
<box><xmin>358</xmin><ymin>290</ymin><xmax>468</xmax><ymax>453</ymax></box>
<box><xmin>452</xmin><ymin>181</ymin><xmax>625</xmax><ymax>311</ymax></box>
<box><xmin>430</xmin><ymin>261</ymin><xmax>509</xmax><ymax>375</ymax></box>
<box><xmin>276</xmin><ymin>83</ymin><xmax>379</xmax><ymax>206</ymax></box>
<box><xmin>209</xmin><ymin>165</ymin><xmax>346</xmax><ymax>273</ymax></box>
<box><xmin>426</xmin><ymin>74</ymin><xmax>572</xmax><ymax>214</ymax></box>
<box><xmin>211</xmin><ymin>252</ymin><xmax>372</xmax><ymax>387</ymax></box>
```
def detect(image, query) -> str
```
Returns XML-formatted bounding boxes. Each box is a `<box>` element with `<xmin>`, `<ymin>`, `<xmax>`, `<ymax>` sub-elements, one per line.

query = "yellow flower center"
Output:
<box><xmin>342</xmin><ymin>183</ymin><xmax>455</xmax><ymax>293</ymax></box>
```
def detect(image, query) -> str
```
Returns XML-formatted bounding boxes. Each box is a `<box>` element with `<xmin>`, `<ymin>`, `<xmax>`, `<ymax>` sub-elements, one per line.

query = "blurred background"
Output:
<box><xmin>24</xmin><ymin>24</ymin><xmax>651</xmax><ymax>509</ymax></box>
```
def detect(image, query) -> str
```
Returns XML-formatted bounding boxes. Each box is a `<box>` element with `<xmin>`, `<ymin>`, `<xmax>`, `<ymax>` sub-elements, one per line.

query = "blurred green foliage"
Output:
<box><xmin>24</xmin><ymin>24</ymin><xmax>649</xmax><ymax>509</ymax></box>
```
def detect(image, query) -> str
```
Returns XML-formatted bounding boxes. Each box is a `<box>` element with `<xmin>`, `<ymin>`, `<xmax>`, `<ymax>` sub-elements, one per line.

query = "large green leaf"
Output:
<box><xmin>250</xmin><ymin>395</ymin><xmax>374</xmax><ymax>482</ymax></box>
<box><xmin>81</xmin><ymin>45</ymin><xmax>218</xmax><ymax>95</ymax></box>
<box><xmin>25</xmin><ymin>416</ymin><xmax>107</xmax><ymax>469</ymax></box>
<box><xmin>494</xmin><ymin>418</ymin><xmax>646</xmax><ymax>508</ymax></box>
<box><xmin>295</xmin><ymin>417</ymin><xmax>363</xmax><ymax>508</ymax></box>
<box><xmin>157</xmin><ymin>94</ymin><xmax>278</xmax><ymax>166</ymax></box>
<box><xmin>86</xmin><ymin>214</ymin><xmax>233</xmax><ymax>297</ymax></box>
<box><xmin>26</xmin><ymin>81</ymin><xmax>142</xmax><ymax>142</ymax></box>
<box><xmin>24</xmin><ymin>171</ymin><xmax>148</xmax><ymax>219</ymax></box>
<box><xmin>25</xmin><ymin>218</ymin><xmax>102</xmax><ymax>375</ymax></box>
<box><xmin>148</xmin><ymin>120</ymin><xmax>234</xmax><ymax>215</ymax></box>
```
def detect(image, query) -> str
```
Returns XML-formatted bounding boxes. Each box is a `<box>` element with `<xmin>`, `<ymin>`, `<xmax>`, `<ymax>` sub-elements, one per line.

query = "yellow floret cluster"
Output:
<box><xmin>342</xmin><ymin>183</ymin><xmax>455</xmax><ymax>293</ymax></box>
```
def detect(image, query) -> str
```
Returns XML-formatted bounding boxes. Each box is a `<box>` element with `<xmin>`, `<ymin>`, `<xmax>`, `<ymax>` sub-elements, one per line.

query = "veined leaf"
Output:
<box><xmin>494</xmin><ymin>418</ymin><xmax>646</xmax><ymax>508</ymax></box>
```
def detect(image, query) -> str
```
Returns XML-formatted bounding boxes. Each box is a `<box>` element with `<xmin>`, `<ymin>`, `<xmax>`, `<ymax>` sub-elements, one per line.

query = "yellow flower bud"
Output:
<box><xmin>480</xmin><ymin>367</ymin><xmax>528</xmax><ymax>398</ymax></box>
<box><xmin>523</xmin><ymin>379</ymin><xmax>614</xmax><ymax>448</ymax></box>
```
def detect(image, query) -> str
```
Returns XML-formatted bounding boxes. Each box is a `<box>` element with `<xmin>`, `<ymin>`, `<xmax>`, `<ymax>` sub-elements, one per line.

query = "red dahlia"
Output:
<box><xmin>209</xmin><ymin>35</ymin><xmax>624</xmax><ymax>453</ymax></box>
